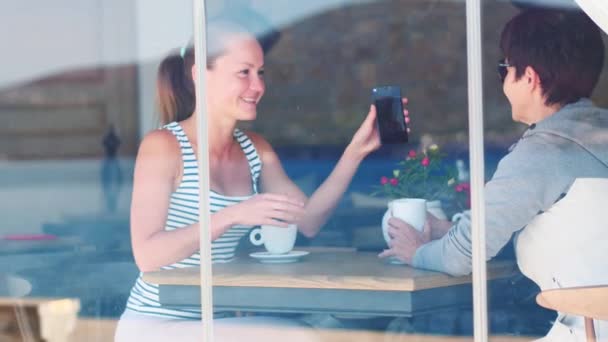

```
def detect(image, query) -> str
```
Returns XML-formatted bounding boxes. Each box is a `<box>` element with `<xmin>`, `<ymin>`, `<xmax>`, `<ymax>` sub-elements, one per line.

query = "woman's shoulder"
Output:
<box><xmin>132</xmin><ymin>127</ymin><xmax>182</xmax><ymax>183</ymax></box>
<box><xmin>143</xmin><ymin>127</ymin><xmax>179</xmax><ymax>145</ymax></box>
<box><xmin>137</xmin><ymin>127</ymin><xmax>181</xmax><ymax>159</ymax></box>
<box><xmin>241</xmin><ymin>130</ymin><xmax>268</xmax><ymax>147</ymax></box>
<box><xmin>240</xmin><ymin>130</ymin><xmax>275</xmax><ymax>157</ymax></box>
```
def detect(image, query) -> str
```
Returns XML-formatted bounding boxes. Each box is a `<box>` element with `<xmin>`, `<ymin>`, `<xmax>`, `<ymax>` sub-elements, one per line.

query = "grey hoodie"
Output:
<box><xmin>413</xmin><ymin>98</ymin><xmax>608</xmax><ymax>276</ymax></box>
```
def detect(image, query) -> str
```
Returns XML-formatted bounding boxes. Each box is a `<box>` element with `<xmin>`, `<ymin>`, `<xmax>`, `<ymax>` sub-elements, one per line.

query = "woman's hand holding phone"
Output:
<box><xmin>346</xmin><ymin>97</ymin><xmax>410</xmax><ymax>160</ymax></box>
<box><xmin>372</xmin><ymin>85</ymin><xmax>410</xmax><ymax>144</ymax></box>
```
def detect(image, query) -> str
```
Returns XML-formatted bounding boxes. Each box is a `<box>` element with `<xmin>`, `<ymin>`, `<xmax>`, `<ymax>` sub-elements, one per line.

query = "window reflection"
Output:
<box><xmin>3</xmin><ymin>0</ymin><xmax>606</xmax><ymax>341</ymax></box>
<box><xmin>239</xmin><ymin>1</ymin><xmax>479</xmax><ymax>337</ymax></box>
<box><xmin>0</xmin><ymin>1</ymin><xmax>188</xmax><ymax>340</ymax></box>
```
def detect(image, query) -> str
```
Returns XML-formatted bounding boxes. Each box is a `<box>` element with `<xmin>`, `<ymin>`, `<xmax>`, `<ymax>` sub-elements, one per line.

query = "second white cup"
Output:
<box><xmin>382</xmin><ymin>198</ymin><xmax>427</xmax><ymax>246</ymax></box>
<box><xmin>390</xmin><ymin>198</ymin><xmax>427</xmax><ymax>231</ymax></box>
<box><xmin>249</xmin><ymin>224</ymin><xmax>297</xmax><ymax>254</ymax></box>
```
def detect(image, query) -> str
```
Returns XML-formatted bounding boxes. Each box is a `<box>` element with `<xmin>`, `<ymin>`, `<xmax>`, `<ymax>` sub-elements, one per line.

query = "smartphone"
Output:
<box><xmin>372</xmin><ymin>85</ymin><xmax>408</xmax><ymax>144</ymax></box>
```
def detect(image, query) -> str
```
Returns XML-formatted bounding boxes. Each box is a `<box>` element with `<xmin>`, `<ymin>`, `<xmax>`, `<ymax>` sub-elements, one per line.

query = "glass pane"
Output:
<box><xmin>482</xmin><ymin>2</ymin><xmax>608</xmax><ymax>341</ymax></box>
<box><xmin>0</xmin><ymin>1</ymin><xmax>198</xmax><ymax>341</ymax></box>
<box><xmin>205</xmin><ymin>0</ymin><xmax>478</xmax><ymax>340</ymax></box>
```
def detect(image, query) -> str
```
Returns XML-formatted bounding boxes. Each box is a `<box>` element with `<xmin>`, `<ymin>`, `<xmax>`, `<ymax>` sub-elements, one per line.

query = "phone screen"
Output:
<box><xmin>372</xmin><ymin>86</ymin><xmax>408</xmax><ymax>144</ymax></box>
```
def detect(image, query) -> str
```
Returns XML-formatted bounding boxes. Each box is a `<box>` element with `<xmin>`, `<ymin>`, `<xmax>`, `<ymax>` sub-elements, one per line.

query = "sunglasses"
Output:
<box><xmin>497</xmin><ymin>59</ymin><xmax>512</xmax><ymax>83</ymax></box>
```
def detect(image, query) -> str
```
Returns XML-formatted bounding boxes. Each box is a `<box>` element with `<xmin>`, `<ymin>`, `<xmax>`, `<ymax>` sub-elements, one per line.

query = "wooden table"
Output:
<box><xmin>143</xmin><ymin>249</ymin><xmax>517</xmax><ymax>317</ymax></box>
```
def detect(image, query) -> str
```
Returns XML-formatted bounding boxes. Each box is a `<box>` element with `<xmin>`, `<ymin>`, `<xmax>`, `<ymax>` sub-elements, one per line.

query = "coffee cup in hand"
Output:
<box><xmin>249</xmin><ymin>224</ymin><xmax>297</xmax><ymax>254</ymax></box>
<box><xmin>382</xmin><ymin>198</ymin><xmax>427</xmax><ymax>245</ymax></box>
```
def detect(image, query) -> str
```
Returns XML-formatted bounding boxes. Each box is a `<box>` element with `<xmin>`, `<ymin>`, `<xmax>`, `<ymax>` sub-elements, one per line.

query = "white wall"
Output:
<box><xmin>0</xmin><ymin>1</ymin><xmax>136</xmax><ymax>89</ymax></box>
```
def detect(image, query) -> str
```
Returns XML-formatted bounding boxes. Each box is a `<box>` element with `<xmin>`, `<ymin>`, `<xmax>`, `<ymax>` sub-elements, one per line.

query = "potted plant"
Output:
<box><xmin>373</xmin><ymin>144</ymin><xmax>460</xmax><ymax>217</ymax></box>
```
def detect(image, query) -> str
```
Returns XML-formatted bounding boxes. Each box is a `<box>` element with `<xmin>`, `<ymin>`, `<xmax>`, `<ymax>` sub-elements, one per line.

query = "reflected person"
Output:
<box><xmin>115</xmin><ymin>16</ymin><xmax>408</xmax><ymax>341</ymax></box>
<box><xmin>380</xmin><ymin>8</ymin><xmax>608</xmax><ymax>341</ymax></box>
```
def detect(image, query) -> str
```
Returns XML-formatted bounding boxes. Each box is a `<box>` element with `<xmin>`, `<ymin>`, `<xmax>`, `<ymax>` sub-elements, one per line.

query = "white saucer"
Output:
<box><xmin>249</xmin><ymin>250</ymin><xmax>310</xmax><ymax>264</ymax></box>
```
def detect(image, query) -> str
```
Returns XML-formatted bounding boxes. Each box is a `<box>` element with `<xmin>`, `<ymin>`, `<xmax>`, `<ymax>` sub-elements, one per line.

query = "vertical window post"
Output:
<box><xmin>465</xmin><ymin>0</ymin><xmax>489</xmax><ymax>341</ymax></box>
<box><xmin>193</xmin><ymin>0</ymin><xmax>214</xmax><ymax>341</ymax></box>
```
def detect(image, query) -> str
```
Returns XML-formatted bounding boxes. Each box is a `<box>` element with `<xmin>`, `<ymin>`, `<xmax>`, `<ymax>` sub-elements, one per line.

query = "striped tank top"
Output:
<box><xmin>125</xmin><ymin>121</ymin><xmax>261</xmax><ymax>319</ymax></box>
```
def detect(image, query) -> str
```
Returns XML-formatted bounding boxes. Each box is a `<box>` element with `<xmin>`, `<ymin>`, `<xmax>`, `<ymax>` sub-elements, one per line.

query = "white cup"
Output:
<box><xmin>383</xmin><ymin>198</ymin><xmax>427</xmax><ymax>244</ymax></box>
<box><xmin>249</xmin><ymin>224</ymin><xmax>297</xmax><ymax>254</ymax></box>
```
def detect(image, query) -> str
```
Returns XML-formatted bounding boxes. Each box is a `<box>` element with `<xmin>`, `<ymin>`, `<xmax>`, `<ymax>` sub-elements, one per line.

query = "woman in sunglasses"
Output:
<box><xmin>380</xmin><ymin>8</ymin><xmax>608</xmax><ymax>341</ymax></box>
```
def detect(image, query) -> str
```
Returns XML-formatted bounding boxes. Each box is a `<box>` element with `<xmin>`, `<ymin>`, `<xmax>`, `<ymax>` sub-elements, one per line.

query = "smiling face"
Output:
<box><xmin>204</xmin><ymin>34</ymin><xmax>265</xmax><ymax>123</ymax></box>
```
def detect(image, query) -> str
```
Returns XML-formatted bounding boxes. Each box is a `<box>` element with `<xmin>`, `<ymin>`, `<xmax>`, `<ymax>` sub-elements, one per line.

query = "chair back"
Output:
<box><xmin>536</xmin><ymin>285</ymin><xmax>608</xmax><ymax>320</ymax></box>
<box><xmin>516</xmin><ymin>178</ymin><xmax>608</xmax><ymax>290</ymax></box>
<box><xmin>537</xmin><ymin>285</ymin><xmax>608</xmax><ymax>342</ymax></box>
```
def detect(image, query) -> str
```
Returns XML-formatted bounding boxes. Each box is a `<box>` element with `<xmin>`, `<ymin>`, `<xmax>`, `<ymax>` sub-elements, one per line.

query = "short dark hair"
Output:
<box><xmin>500</xmin><ymin>8</ymin><xmax>604</xmax><ymax>106</ymax></box>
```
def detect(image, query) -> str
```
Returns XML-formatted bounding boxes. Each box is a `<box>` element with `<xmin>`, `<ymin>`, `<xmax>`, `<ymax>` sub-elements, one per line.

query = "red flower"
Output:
<box><xmin>454</xmin><ymin>182</ymin><xmax>472</xmax><ymax>209</ymax></box>
<box><xmin>456</xmin><ymin>182</ymin><xmax>470</xmax><ymax>192</ymax></box>
<box><xmin>389</xmin><ymin>178</ymin><xmax>399</xmax><ymax>186</ymax></box>
<box><xmin>421</xmin><ymin>156</ymin><xmax>430</xmax><ymax>167</ymax></box>
<box><xmin>407</xmin><ymin>150</ymin><xmax>417</xmax><ymax>159</ymax></box>
<box><xmin>380</xmin><ymin>176</ymin><xmax>389</xmax><ymax>185</ymax></box>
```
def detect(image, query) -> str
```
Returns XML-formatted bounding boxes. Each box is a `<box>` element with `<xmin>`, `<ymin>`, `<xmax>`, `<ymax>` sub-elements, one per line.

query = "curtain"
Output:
<box><xmin>575</xmin><ymin>0</ymin><xmax>608</xmax><ymax>34</ymax></box>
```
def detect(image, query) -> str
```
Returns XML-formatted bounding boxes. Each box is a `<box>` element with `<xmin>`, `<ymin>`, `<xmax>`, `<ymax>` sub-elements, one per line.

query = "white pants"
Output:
<box><xmin>114</xmin><ymin>310</ymin><xmax>321</xmax><ymax>342</ymax></box>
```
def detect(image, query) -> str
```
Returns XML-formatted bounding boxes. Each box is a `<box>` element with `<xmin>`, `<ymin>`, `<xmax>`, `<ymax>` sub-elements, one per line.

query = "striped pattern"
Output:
<box><xmin>125</xmin><ymin>122</ymin><xmax>261</xmax><ymax>319</ymax></box>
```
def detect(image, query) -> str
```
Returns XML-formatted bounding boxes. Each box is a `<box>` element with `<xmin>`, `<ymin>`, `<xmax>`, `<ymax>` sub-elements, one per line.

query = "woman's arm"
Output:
<box><xmin>254</xmin><ymin>104</ymin><xmax>394</xmax><ymax>238</ymax></box>
<box><xmin>298</xmin><ymin>144</ymin><xmax>369</xmax><ymax>237</ymax></box>
<box><xmin>131</xmin><ymin>130</ymin><xmax>304</xmax><ymax>272</ymax></box>
<box><xmin>130</xmin><ymin>130</ymin><xmax>198</xmax><ymax>272</ymax></box>
<box><xmin>255</xmin><ymin>139</ymin><xmax>363</xmax><ymax>238</ymax></box>
<box><xmin>130</xmin><ymin>130</ymin><xmax>237</xmax><ymax>272</ymax></box>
